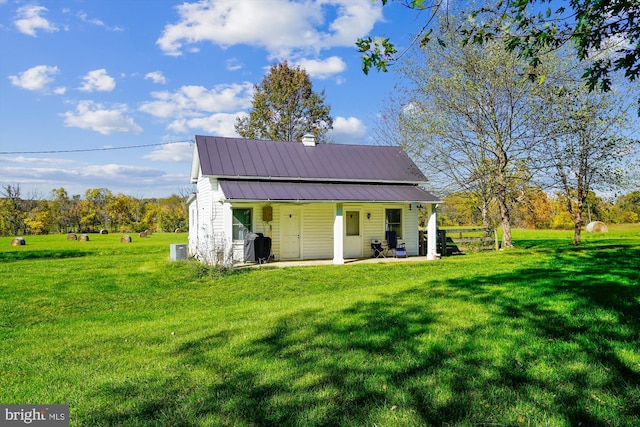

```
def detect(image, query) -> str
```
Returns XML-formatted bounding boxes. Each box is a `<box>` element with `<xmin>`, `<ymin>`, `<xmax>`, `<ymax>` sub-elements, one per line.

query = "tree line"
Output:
<box><xmin>0</xmin><ymin>185</ymin><xmax>189</xmax><ymax>237</ymax></box>
<box><xmin>435</xmin><ymin>189</ymin><xmax>640</xmax><ymax>230</ymax></box>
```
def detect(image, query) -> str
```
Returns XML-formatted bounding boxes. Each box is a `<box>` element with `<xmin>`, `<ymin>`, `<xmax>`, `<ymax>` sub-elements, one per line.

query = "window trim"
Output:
<box><xmin>385</xmin><ymin>208</ymin><xmax>402</xmax><ymax>239</ymax></box>
<box><xmin>232</xmin><ymin>207</ymin><xmax>252</xmax><ymax>241</ymax></box>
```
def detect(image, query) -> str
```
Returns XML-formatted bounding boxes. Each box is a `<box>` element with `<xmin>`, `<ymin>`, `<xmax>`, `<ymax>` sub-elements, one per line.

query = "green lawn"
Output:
<box><xmin>1</xmin><ymin>228</ymin><xmax>639</xmax><ymax>426</ymax></box>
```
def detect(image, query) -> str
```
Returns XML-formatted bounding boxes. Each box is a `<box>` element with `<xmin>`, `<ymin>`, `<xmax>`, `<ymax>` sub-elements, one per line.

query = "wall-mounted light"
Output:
<box><xmin>367</xmin><ymin>212</ymin><xmax>371</xmax><ymax>220</ymax></box>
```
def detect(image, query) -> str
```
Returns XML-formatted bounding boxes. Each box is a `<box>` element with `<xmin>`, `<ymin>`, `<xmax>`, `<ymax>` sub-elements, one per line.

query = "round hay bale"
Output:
<box><xmin>586</xmin><ymin>221</ymin><xmax>609</xmax><ymax>233</ymax></box>
<box><xmin>67</xmin><ymin>233</ymin><xmax>77</xmax><ymax>241</ymax></box>
<box><xmin>11</xmin><ymin>237</ymin><xmax>26</xmax><ymax>246</ymax></box>
<box><xmin>78</xmin><ymin>234</ymin><xmax>90</xmax><ymax>241</ymax></box>
<box><xmin>120</xmin><ymin>235</ymin><xmax>132</xmax><ymax>243</ymax></box>
<box><xmin>100</xmin><ymin>229</ymin><xmax>109</xmax><ymax>234</ymax></box>
<box><xmin>139</xmin><ymin>231</ymin><xmax>147</xmax><ymax>238</ymax></box>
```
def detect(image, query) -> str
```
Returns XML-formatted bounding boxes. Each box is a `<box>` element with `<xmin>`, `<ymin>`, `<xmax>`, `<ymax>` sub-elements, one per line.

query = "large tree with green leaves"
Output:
<box><xmin>534</xmin><ymin>64</ymin><xmax>638</xmax><ymax>245</ymax></box>
<box><xmin>378</xmin><ymin>19</ymin><xmax>543</xmax><ymax>248</ymax></box>
<box><xmin>235</xmin><ymin>61</ymin><xmax>333</xmax><ymax>143</ymax></box>
<box><xmin>0</xmin><ymin>184</ymin><xmax>26</xmax><ymax>236</ymax></box>
<box><xmin>358</xmin><ymin>0</ymin><xmax>640</xmax><ymax>113</ymax></box>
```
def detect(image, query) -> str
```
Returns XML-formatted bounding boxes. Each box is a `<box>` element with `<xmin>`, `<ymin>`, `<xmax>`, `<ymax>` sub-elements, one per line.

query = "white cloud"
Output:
<box><xmin>328</xmin><ymin>116</ymin><xmax>367</xmax><ymax>144</ymax></box>
<box><xmin>14</xmin><ymin>5</ymin><xmax>58</xmax><ymax>36</ymax></box>
<box><xmin>8</xmin><ymin>65</ymin><xmax>59</xmax><ymax>91</ymax></box>
<box><xmin>144</xmin><ymin>142</ymin><xmax>193</xmax><ymax>162</ymax></box>
<box><xmin>167</xmin><ymin>112</ymin><xmax>242</xmax><ymax>136</ymax></box>
<box><xmin>82</xmin><ymin>164</ymin><xmax>164</xmax><ymax>179</ymax></box>
<box><xmin>144</xmin><ymin>71</ymin><xmax>167</xmax><ymax>84</ymax></box>
<box><xmin>79</xmin><ymin>69</ymin><xmax>116</xmax><ymax>92</ymax></box>
<box><xmin>139</xmin><ymin>83</ymin><xmax>253</xmax><ymax>119</ymax></box>
<box><xmin>0</xmin><ymin>156</ymin><xmax>75</xmax><ymax>165</ymax></box>
<box><xmin>0</xmin><ymin>163</ymin><xmax>187</xmax><ymax>198</ymax></box>
<box><xmin>77</xmin><ymin>10</ymin><xmax>124</xmax><ymax>31</ymax></box>
<box><xmin>77</xmin><ymin>11</ymin><xmax>104</xmax><ymax>27</ymax></box>
<box><xmin>226</xmin><ymin>58</ymin><xmax>243</xmax><ymax>71</ymax></box>
<box><xmin>61</xmin><ymin>100</ymin><xmax>143</xmax><ymax>135</ymax></box>
<box><xmin>156</xmin><ymin>0</ymin><xmax>382</xmax><ymax>57</ymax></box>
<box><xmin>296</xmin><ymin>56</ymin><xmax>346</xmax><ymax>79</ymax></box>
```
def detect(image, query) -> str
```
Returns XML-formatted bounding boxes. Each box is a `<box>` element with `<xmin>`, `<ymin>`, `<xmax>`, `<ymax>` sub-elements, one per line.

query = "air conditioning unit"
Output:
<box><xmin>170</xmin><ymin>244</ymin><xmax>188</xmax><ymax>261</ymax></box>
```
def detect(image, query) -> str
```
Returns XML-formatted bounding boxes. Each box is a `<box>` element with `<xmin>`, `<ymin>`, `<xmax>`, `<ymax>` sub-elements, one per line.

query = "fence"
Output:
<box><xmin>420</xmin><ymin>228</ymin><xmax>498</xmax><ymax>256</ymax></box>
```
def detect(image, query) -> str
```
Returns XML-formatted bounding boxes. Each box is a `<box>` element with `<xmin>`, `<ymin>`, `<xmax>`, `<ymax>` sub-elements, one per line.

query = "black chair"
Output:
<box><xmin>385</xmin><ymin>230</ymin><xmax>406</xmax><ymax>257</ymax></box>
<box><xmin>371</xmin><ymin>239</ymin><xmax>385</xmax><ymax>258</ymax></box>
<box><xmin>385</xmin><ymin>230</ymin><xmax>397</xmax><ymax>257</ymax></box>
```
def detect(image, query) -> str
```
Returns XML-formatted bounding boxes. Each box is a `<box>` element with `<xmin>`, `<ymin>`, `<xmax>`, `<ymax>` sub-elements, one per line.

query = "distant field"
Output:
<box><xmin>1</xmin><ymin>228</ymin><xmax>639</xmax><ymax>426</ymax></box>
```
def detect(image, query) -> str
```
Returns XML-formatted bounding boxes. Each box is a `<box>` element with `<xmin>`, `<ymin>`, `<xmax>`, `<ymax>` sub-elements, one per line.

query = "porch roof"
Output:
<box><xmin>219</xmin><ymin>180</ymin><xmax>441</xmax><ymax>203</ymax></box>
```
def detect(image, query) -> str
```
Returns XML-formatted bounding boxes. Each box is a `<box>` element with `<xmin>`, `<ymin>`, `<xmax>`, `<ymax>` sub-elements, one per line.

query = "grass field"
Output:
<box><xmin>1</xmin><ymin>227</ymin><xmax>639</xmax><ymax>426</ymax></box>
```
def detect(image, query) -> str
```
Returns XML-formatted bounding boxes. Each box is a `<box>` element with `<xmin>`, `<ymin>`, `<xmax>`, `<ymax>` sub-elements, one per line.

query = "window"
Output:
<box><xmin>346</xmin><ymin>211</ymin><xmax>360</xmax><ymax>236</ymax></box>
<box><xmin>385</xmin><ymin>208</ymin><xmax>402</xmax><ymax>239</ymax></box>
<box><xmin>232</xmin><ymin>208</ymin><xmax>252</xmax><ymax>240</ymax></box>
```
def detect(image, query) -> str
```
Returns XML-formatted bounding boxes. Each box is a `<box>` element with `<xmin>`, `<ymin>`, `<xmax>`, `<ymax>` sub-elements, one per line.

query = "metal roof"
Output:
<box><xmin>219</xmin><ymin>180</ymin><xmax>440</xmax><ymax>203</ymax></box>
<box><xmin>195</xmin><ymin>135</ymin><xmax>428</xmax><ymax>183</ymax></box>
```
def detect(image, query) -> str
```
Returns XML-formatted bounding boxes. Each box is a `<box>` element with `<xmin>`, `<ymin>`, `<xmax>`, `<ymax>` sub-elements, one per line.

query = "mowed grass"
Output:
<box><xmin>1</xmin><ymin>227</ymin><xmax>639</xmax><ymax>426</ymax></box>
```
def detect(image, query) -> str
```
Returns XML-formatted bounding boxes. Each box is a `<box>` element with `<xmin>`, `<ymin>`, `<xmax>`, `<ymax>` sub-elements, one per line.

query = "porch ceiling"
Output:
<box><xmin>219</xmin><ymin>180</ymin><xmax>440</xmax><ymax>203</ymax></box>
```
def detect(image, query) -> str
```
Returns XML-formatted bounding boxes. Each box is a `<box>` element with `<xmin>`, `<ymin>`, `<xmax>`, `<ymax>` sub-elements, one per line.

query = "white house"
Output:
<box><xmin>188</xmin><ymin>135</ymin><xmax>441</xmax><ymax>265</ymax></box>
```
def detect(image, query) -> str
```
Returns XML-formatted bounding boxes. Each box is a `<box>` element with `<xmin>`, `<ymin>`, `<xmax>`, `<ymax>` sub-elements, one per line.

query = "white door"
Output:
<box><xmin>280</xmin><ymin>207</ymin><xmax>301</xmax><ymax>259</ymax></box>
<box><xmin>344</xmin><ymin>210</ymin><xmax>362</xmax><ymax>258</ymax></box>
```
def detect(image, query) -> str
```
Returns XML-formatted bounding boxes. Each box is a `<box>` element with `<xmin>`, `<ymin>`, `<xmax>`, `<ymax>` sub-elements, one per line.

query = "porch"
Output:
<box><xmin>236</xmin><ymin>255</ymin><xmax>434</xmax><ymax>269</ymax></box>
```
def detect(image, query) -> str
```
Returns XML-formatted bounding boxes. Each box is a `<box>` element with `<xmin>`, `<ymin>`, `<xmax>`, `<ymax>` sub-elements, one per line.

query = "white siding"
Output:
<box><xmin>191</xmin><ymin>185</ymin><xmax>424</xmax><ymax>263</ymax></box>
<box><xmin>360</xmin><ymin>203</ymin><xmax>420</xmax><ymax>256</ymax></box>
<box><xmin>190</xmin><ymin>174</ymin><xmax>233</xmax><ymax>265</ymax></box>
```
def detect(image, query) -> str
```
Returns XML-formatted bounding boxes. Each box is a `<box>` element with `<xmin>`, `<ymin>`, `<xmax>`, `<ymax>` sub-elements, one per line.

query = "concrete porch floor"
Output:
<box><xmin>236</xmin><ymin>255</ymin><xmax>434</xmax><ymax>269</ymax></box>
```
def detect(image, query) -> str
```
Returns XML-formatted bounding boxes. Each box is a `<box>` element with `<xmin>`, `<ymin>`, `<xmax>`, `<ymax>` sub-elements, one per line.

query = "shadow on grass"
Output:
<box><xmin>85</xmin><ymin>245</ymin><xmax>640</xmax><ymax>426</ymax></box>
<box><xmin>0</xmin><ymin>249</ymin><xmax>89</xmax><ymax>262</ymax></box>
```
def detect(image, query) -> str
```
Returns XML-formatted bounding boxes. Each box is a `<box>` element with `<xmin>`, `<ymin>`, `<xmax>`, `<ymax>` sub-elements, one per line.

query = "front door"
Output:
<box><xmin>344</xmin><ymin>210</ymin><xmax>362</xmax><ymax>258</ymax></box>
<box><xmin>280</xmin><ymin>207</ymin><xmax>301</xmax><ymax>259</ymax></box>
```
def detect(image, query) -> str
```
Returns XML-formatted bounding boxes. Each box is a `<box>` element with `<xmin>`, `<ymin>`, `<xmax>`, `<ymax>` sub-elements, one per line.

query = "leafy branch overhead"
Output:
<box><xmin>357</xmin><ymin>0</ymin><xmax>640</xmax><ymax>113</ymax></box>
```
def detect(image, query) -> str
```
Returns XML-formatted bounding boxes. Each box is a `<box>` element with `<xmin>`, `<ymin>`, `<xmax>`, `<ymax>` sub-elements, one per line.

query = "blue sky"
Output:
<box><xmin>0</xmin><ymin>0</ymin><xmax>427</xmax><ymax>198</ymax></box>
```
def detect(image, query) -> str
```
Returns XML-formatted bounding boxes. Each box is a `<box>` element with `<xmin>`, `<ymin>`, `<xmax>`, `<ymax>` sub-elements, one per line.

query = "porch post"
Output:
<box><xmin>427</xmin><ymin>203</ymin><xmax>439</xmax><ymax>260</ymax></box>
<box><xmin>333</xmin><ymin>203</ymin><xmax>344</xmax><ymax>264</ymax></box>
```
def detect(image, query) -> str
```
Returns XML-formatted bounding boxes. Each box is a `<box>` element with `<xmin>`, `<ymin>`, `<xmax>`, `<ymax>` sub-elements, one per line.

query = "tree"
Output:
<box><xmin>0</xmin><ymin>184</ymin><xmax>26</xmax><ymax>236</ymax></box>
<box><xmin>24</xmin><ymin>201</ymin><xmax>53</xmax><ymax>234</ymax></box>
<box><xmin>511</xmin><ymin>187</ymin><xmax>552</xmax><ymax>229</ymax></box>
<box><xmin>235</xmin><ymin>61</ymin><xmax>333</xmax><ymax>143</ymax></box>
<box><xmin>156</xmin><ymin>195</ymin><xmax>187</xmax><ymax>232</ymax></box>
<box><xmin>106</xmin><ymin>193</ymin><xmax>135</xmax><ymax>232</ymax></box>
<box><xmin>79</xmin><ymin>188</ymin><xmax>111</xmax><ymax>231</ymax></box>
<box><xmin>357</xmin><ymin>0</ymin><xmax>640</xmax><ymax>113</ymax></box>
<box><xmin>468</xmin><ymin>0</ymin><xmax>640</xmax><ymax>114</ymax></box>
<box><xmin>438</xmin><ymin>192</ymin><xmax>490</xmax><ymax>226</ymax></box>
<box><xmin>379</xmin><ymin>19</ymin><xmax>543</xmax><ymax>248</ymax></box>
<box><xmin>50</xmin><ymin>187</ymin><xmax>72</xmax><ymax>233</ymax></box>
<box><xmin>534</xmin><ymin>62</ymin><xmax>638</xmax><ymax>245</ymax></box>
<box><xmin>611</xmin><ymin>190</ymin><xmax>640</xmax><ymax>222</ymax></box>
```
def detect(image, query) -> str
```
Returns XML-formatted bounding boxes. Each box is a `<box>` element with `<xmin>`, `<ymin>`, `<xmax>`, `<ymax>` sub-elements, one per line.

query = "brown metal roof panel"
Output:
<box><xmin>218</xmin><ymin>180</ymin><xmax>439</xmax><ymax>203</ymax></box>
<box><xmin>273</xmin><ymin>142</ymin><xmax>299</xmax><ymax>177</ymax></box>
<box><xmin>195</xmin><ymin>136</ymin><xmax>428</xmax><ymax>182</ymax></box>
<box><xmin>196</xmin><ymin>136</ymin><xmax>212</xmax><ymax>176</ymax></box>
<box><xmin>246</xmin><ymin>141</ymin><xmax>270</xmax><ymax>177</ymax></box>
